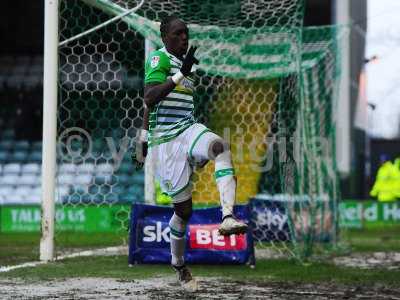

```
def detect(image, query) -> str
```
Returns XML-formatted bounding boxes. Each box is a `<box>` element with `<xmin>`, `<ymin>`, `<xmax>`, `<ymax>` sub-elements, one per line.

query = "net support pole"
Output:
<box><xmin>144</xmin><ymin>39</ymin><xmax>156</xmax><ymax>204</ymax></box>
<box><xmin>40</xmin><ymin>0</ymin><xmax>60</xmax><ymax>261</ymax></box>
<box><xmin>335</xmin><ymin>0</ymin><xmax>351</xmax><ymax>176</ymax></box>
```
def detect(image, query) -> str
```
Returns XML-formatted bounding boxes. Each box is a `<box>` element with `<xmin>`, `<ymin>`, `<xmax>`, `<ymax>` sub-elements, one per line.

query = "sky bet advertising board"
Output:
<box><xmin>128</xmin><ymin>204</ymin><xmax>254</xmax><ymax>265</ymax></box>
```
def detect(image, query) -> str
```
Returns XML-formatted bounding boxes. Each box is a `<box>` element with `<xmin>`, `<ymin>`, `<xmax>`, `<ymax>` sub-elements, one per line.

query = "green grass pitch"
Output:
<box><xmin>0</xmin><ymin>227</ymin><xmax>399</xmax><ymax>285</ymax></box>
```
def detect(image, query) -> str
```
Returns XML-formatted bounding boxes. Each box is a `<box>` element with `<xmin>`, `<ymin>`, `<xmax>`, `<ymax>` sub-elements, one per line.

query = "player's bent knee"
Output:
<box><xmin>209</xmin><ymin>139</ymin><xmax>229</xmax><ymax>160</ymax></box>
<box><xmin>212</xmin><ymin>141</ymin><xmax>224</xmax><ymax>156</ymax></box>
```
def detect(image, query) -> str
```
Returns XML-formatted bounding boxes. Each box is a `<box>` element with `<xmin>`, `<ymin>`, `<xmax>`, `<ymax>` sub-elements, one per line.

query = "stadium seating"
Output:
<box><xmin>0</xmin><ymin>52</ymin><xmax>145</xmax><ymax>205</ymax></box>
<box><xmin>0</xmin><ymin>152</ymin><xmax>8</xmax><ymax>163</ymax></box>
<box><xmin>3</xmin><ymin>163</ymin><xmax>22</xmax><ymax>174</ymax></box>
<box><xmin>0</xmin><ymin>130</ymin><xmax>145</xmax><ymax>205</ymax></box>
<box><xmin>22</xmin><ymin>163</ymin><xmax>41</xmax><ymax>174</ymax></box>
<box><xmin>0</xmin><ymin>174</ymin><xmax>20</xmax><ymax>185</ymax></box>
<box><xmin>59</xmin><ymin>163</ymin><xmax>76</xmax><ymax>174</ymax></box>
<box><xmin>0</xmin><ymin>55</ymin><xmax>43</xmax><ymax>90</ymax></box>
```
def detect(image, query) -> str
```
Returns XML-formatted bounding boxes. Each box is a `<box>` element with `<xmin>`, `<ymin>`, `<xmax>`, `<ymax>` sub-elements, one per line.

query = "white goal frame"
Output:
<box><xmin>41</xmin><ymin>0</ymin><xmax>149</xmax><ymax>261</ymax></box>
<box><xmin>40</xmin><ymin>0</ymin><xmax>59</xmax><ymax>261</ymax></box>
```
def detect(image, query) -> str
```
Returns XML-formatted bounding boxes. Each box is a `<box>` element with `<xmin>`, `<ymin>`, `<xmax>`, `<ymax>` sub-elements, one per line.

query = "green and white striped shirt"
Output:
<box><xmin>144</xmin><ymin>47</ymin><xmax>196</xmax><ymax>147</ymax></box>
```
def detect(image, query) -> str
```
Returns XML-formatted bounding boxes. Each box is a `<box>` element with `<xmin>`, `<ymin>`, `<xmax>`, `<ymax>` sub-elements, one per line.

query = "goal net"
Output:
<box><xmin>55</xmin><ymin>0</ymin><xmax>342</xmax><ymax>259</ymax></box>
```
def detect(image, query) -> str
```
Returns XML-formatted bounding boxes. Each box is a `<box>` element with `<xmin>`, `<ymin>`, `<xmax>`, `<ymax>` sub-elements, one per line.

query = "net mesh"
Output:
<box><xmin>56</xmin><ymin>0</ymin><xmax>342</xmax><ymax>259</ymax></box>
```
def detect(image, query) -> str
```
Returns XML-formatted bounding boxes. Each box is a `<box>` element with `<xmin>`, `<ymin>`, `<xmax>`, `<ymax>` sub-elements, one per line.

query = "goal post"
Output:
<box><xmin>40</xmin><ymin>0</ymin><xmax>60</xmax><ymax>261</ymax></box>
<box><xmin>44</xmin><ymin>0</ymin><xmax>343</xmax><ymax>260</ymax></box>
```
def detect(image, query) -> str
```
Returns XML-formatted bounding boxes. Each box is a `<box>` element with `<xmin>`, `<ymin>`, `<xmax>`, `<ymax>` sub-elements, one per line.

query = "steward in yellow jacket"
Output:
<box><xmin>370</xmin><ymin>160</ymin><xmax>398</xmax><ymax>202</ymax></box>
<box><xmin>394</xmin><ymin>158</ymin><xmax>400</xmax><ymax>198</ymax></box>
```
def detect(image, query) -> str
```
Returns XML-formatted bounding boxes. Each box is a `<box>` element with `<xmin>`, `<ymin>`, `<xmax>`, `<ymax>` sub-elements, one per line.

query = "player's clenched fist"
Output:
<box><xmin>180</xmin><ymin>46</ymin><xmax>199</xmax><ymax>76</ymax></box>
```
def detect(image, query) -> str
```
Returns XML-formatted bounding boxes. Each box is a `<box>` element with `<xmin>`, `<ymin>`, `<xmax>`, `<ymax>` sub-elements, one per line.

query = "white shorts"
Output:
<box><xmin>149</xmin><ymin>123</ymin><xmax>224</xmax><ymax>203</ymax></box>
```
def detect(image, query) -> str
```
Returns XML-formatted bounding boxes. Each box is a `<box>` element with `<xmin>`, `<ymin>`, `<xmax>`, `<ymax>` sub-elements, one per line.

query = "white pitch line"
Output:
<box><xmin>0</xmin><ymin>261</ymin><xmax>47</xmax><ymax>273</ymax></box>
<box><xmin>0</xmin><ymin>246</ymin><xmax>128</xmax><ymax>273</ymax></box>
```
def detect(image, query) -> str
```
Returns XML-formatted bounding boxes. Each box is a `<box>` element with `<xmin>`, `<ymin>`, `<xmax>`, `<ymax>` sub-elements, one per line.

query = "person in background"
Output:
<box><xmin>370</xmin><ymin>155</ymin><xmax>398</xmax><ymax>202</ymax></box>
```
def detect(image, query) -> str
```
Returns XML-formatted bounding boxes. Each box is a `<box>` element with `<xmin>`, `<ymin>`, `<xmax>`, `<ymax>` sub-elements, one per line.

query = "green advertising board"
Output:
<box><xmin>339</xmin><ymin>200</ymin><xmax>400</xmax><ymax>229</ymax></box>
<box><xmin>0</xmin><ymin>204</ymin><xmax>130</xmax><ymax>233</ymax></box>
<box><xmin>1</xmin><ymin>200</ymin><xmax>399</xmax><ymax>232</ymax></box>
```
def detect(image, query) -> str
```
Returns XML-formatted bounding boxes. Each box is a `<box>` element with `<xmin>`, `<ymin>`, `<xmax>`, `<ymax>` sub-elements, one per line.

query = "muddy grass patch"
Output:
<box><xmin>1</xmin><ymin>277</ymin><xmax>399</xmax><ymax>300</ymax></box>
<box><xmin>334</xmin><ymin>252</ymin><xmax>400</xmax><ymax>270</ymax></box>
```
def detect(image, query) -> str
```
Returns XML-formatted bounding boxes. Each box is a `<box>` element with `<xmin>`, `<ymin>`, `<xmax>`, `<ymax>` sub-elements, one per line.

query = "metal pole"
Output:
<box><xmin>335</xmin><ymin>0</ymin><xmax>351</xmax><ymax>177</ymax></box>
<box><xmin>144</xmin><ymin>39</ymin><xmax>156</xmax><ymax>204</ymax></box>
<box><xmin>40</xmin><ymin>0</ymin><xmax>59</xmax><ymax>261</ymax></box>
